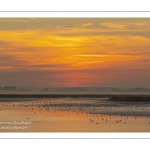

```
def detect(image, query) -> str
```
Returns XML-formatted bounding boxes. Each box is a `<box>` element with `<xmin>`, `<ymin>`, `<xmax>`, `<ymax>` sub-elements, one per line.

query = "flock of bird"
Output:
<box><xmin>0</xmin><ymin>98</ymin><xmax>150</xmax><ymax>129</ymax></box>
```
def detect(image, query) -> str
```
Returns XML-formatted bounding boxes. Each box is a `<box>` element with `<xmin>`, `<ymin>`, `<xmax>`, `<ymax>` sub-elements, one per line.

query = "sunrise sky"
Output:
<box><xmin>0</xmin><ymin>18</ymin><xmax>150</xmax><ymax>87</ymax></box>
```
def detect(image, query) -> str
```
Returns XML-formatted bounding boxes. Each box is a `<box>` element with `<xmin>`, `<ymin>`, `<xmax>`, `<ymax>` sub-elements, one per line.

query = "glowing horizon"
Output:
<box><xmin>0</xmin><ymin>18</ymin><xmax>150</xmax><ymax>87</ymax></box>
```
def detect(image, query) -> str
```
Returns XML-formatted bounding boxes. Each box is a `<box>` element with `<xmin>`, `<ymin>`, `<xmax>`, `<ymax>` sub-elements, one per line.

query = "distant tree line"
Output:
<box><xmin>0</xmin><ymin>86</ymin><xmax>17</xmax><ymax>91</ymax></box>
<box><xmin>112</xmin><ymin>87</ymin><xmax>149</xmax><ymax>92</ymax></box>
<box><xmin>0</xmin><ymin>86</ymin><xmax>149</xmax><ymax>92</ymax></box>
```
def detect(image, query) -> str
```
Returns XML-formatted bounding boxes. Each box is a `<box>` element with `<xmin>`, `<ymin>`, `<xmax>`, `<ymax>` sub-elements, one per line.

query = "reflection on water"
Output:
<box><xmin>0</xmin><ymin>98</ymin><xmax>150</xmax><ymax>132</ymax></box>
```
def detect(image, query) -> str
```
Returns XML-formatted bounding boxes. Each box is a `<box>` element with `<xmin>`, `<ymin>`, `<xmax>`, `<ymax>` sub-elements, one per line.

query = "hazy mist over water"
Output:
<box><xmin>0</xmin><ymin>86</ymin><xmax>150</xmax><ymax>95</ymax></box>
<box><xmin>1</xmin><ymin>86</ymin><xmax>150</xmax><ymax>132</ymax></box>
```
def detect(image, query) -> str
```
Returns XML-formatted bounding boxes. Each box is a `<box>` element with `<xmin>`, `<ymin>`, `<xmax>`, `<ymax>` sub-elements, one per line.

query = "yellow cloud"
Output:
<box><xmin>1</xmin><ymin>21</ymin><xmax>150</xmax><ymax>73</ymax></box>
<box><xmin>82</xmin><ymin>23</ymin><xmax>94</xmax><ymax>27</ymax></box>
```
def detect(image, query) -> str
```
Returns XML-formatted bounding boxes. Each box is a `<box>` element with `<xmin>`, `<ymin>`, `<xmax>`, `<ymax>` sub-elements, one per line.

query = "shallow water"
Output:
<box><xmin>0</xmin><ymin>98</ymin><xmax>150</xmax><ymax>132</ymax></box>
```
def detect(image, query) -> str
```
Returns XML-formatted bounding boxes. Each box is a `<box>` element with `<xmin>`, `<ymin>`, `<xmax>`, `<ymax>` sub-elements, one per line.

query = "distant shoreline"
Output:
<box><xmin>0</xmin><ymin>94</ymin><xmax>150</xmax><ymax>102</ymax></box>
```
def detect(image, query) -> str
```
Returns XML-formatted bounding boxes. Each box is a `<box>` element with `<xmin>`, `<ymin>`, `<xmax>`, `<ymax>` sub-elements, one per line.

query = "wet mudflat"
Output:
<box><xmin>0</xmin><ymin>97</ymin><xmax>150</xmax><ymax>132</ymax></box>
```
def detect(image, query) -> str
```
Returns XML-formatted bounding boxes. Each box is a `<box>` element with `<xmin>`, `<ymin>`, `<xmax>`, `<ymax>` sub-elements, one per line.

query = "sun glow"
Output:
<box><xmin>0</xmin><ymin>18</ymin><xmax>150</xmax><ymax>87</ymax></box>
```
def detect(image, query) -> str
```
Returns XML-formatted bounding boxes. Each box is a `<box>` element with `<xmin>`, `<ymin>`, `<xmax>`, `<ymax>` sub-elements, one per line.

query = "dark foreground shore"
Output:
<box><xmin>0</xmin><ymin>94</ymin><xmax>150</xmax><ymax>102</ymax></box>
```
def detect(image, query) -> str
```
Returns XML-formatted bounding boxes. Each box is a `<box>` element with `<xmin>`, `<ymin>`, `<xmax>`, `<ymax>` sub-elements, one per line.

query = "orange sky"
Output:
<box><xmin>0</xmin><ymin>18</ymin><xmax>150</xmax><ymax>87</ymax></box>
